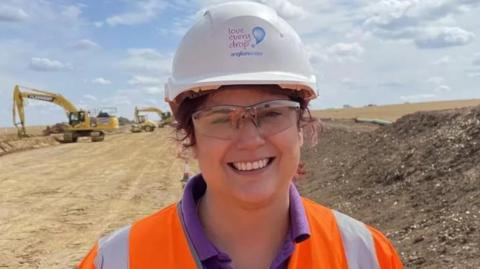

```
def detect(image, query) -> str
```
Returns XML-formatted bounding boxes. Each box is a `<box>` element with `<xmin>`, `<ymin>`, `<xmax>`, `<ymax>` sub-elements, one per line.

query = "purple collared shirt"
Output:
<box><xmin>180</xmin><ymin>174</ymin><xmax>310</xmax><ymax>269</ymax></box>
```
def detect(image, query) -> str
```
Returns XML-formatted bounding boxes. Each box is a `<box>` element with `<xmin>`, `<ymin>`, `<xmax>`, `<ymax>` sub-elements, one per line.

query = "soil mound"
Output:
<box><xmin>0</xmin><ymin>136</ymin><xmax>60</xmax><ymax>156</ymax></box>
<box><xmin>298</xmin><ymin>105</ymin><xmax>480</xmax><ymax>269</ymax></box>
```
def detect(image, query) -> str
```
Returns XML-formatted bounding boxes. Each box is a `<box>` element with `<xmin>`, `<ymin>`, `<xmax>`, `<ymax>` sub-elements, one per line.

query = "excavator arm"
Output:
<box><xmin>12</xmin><ymin>85</ymin><xmax>79</xmax><ymax>136</ymax></box>
<box><xmin>136</xmin><ymin>107</ymin><xmax>172</xmax><ymax>121</ymax></box>
<box><xmin>12</xmin><ymin>86</ymin><xmax>26</xmax><ymax>136</ymax></box>
<box><xmin>131</xmin><ymin>106</ymin><xmax>172</xmax><ymax>132</ymax></box>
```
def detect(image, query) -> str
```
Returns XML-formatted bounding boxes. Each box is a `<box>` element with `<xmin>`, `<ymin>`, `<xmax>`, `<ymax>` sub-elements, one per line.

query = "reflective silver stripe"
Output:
<box><xmin>333</xmin><ymin>210</ymin><xmax>380</xmax><ymax>269</ymax></box>
<box><xmin>94</xmin><ymin>224</ymin><xmax>131</xmax><ymax>269</ymax></box>
<box><xmin>177</xmin><ymin>203</ymin><xmax>203</xmax><ymax>269</ymax></box>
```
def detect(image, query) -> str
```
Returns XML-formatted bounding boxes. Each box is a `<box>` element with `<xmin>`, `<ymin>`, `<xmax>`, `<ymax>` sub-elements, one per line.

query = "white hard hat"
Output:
<box><xmin>165</xmin><ymin>1</ymin><xmax>317</xmax><ymax>112</ymax></box>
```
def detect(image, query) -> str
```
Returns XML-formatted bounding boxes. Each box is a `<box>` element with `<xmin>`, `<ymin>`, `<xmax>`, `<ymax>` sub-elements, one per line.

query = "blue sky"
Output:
<box><xmin>1</xmin><ymin>0</ymin><xmax>480</xmax><ymax>127</ymax></box>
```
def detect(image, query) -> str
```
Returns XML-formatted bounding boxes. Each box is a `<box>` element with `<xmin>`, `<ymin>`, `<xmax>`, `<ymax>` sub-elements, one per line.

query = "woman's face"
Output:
<box><xmin>192</xmin><ymin>86</ymin><xmax>303</xmax><ymax>205</ymax></box>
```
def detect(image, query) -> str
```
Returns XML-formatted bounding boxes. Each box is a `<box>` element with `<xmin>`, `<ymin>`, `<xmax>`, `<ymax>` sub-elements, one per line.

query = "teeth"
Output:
<box><xmin>232</xmin><ymin>159</ymin><xmax>269</xmax><ymax>171</ymax></box>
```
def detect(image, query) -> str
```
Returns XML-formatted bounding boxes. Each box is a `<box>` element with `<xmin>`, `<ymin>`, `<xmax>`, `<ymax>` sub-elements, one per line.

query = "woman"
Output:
<box><xmin>78</xmin><ymin>2</ymin><xmax>404</xmax><ymax>268</ymax></box>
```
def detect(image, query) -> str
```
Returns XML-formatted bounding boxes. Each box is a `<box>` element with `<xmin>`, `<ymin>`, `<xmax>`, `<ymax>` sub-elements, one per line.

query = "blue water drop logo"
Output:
<box><xmin>252</xmin><ymin>26</ymin><xmax>265</xmax><ymax>45</ymax></box>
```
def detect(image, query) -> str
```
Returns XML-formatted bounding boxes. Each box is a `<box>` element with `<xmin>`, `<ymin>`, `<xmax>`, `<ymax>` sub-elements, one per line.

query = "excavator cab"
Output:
<box><xmin>161</xmin><ymin>112</ymin><xmax>172</xmax><ymax>121</ymax></box>
<box><xmin>137</xmin><ymin>115</ymin><xmax>147</xmax><ymax>124</ymax></box>
<box><xmin>68</xmin><ymin>111</ymin><xmax>86</xmax><ymax>126</ymax></box>
<box><xmin>97</xmin><ymin>111</ymin><xmax>110</xmax><ymax>118</ymax></box>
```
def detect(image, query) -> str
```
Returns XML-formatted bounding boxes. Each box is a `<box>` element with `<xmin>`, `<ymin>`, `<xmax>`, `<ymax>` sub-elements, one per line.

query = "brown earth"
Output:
<box><xmin>0</xmin><ymin>126</ymin><xmax>129</xmax><ymax>157</ymax></box>
<box><xmin>313</xmin><ymin>98</ymin><xmax>480</xmax><ymax>122</ymax></box>
<box><xmin>0</xmin><ymin>126</ymin><xmax>54</xmax><ymax>156</ymax></box>
<box><xmin>0</xmin><ymin>103</ymin><xmax>479</xmax><ymax>268</ymax></box>
<box><xmin>0</xmin><ymin>127</ymin><xmax>190</xmax><ymax>269</ymax></box>
<box><xmin>298</xmin><ymin>104</ymin><xmax>480</xmax><ymax>269</ymax></box>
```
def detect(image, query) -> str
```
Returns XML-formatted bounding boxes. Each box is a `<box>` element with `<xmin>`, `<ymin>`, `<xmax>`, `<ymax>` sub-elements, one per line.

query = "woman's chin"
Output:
<box><xmin>229</xmin><ymin>184</ymin><xmax>281</xmax><ymax>207</ymax></box>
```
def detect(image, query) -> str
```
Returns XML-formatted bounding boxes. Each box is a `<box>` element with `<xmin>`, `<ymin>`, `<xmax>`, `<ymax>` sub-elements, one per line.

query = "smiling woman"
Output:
<box><xmin>77</xmin><ymin>2</ymin><xmax>403</xmax><ymax>269</ymax></box>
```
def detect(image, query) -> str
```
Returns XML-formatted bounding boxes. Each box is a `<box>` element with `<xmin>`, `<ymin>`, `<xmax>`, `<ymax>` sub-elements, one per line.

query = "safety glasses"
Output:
<box><xmin>192</xmin><ymin>99</ymin><xmax>300</xmax><ymax>140</ymax></box>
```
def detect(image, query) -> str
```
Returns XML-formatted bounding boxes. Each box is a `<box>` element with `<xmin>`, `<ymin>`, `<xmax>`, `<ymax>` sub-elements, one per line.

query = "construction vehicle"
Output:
<box><xmin>12</xmin><ymin>85</ymin><xmax>119</xmax><ymax>142</ymax></box>
<box><xmin>130</xmin><ymin>106</ymin><xmax>172</xmax><ymax>133</ymax></box>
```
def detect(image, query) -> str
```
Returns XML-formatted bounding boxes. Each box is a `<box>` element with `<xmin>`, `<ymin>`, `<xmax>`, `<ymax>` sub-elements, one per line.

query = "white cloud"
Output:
<box><xmin>157</xmin><ymin>12</ymin><xmax>198</xmax><ymax>37</ymax></box>
<box><xmin>473</xmin><ymin>53</ymin><xmax>480</xmax><ymax>65</ymax></box>
<box><xmin>29</xmin><ymin>57</ymin><xmax>72</xmax><ymax>72</ymax></box>
<box><xmin>143</xmin><ymin>86</ymin><xmax>163</xmax><ymax>95</ymax></box>
<box><xmin>102</xmin><ymin>95</ymin><xmax>131</xmax><ymax>106</ymax></box>
<box><xmin>363</xmin><ymin>0</ymin><xmax>416</xmax><ymax>30</ymax></box>
<box><xmin>117</xmin><ymin>85</ymin><xmax>164</xmax><ymax>98</ymax></box>
<box><xmin>0</xmin><ymin>5</ymin><xmax>28</xmax><ymax>22</ymax></box>
<box><xmin>8</xmin><ymin>1</ymin><xmax>87</xmax><ymax>27</ymax></box>
<box><xmin>467</xmin><ymin>72</ymin><xmax>480</xmax><ymax>77</ymax></box>
<box><xmin>83</xmin><ymin>94</ymin><xmax>97</xmax><ymax>101</ymax></box>
<box><xmin>72</xmin><ymin>39</ymin><xmax>100</xmax><ymax>50</ymax></box>
<box><xmin>433</xmin><ymin>55</ymin><xmax>452</xmax><ymax>65</ymax></box>
<box><xmin>400</xmin><ymin>93</ymin><xmax>436</xmax><ymax>101</ymax></box>
<box><xmin>256</xmin><ymin>0</ymin><xmax>306</xmax><ymax>20</ymax></box>
<box><xmin>306</xmin><ymin>42</ymin><xmax>365</xmax><ymax>64</ymax></box>
<box><xmin>196</xmin><ymin>0</ymin><xmax>306</xmax><ymax>20</ymax></box>
<box><xmin>61</xmin><ymin>5</ymin><xmax>82</xmax><ymax>19</ymax></box>
<box><xmin>146</xmin><ymin>99</ymin><xmax>160</xmax><ymax>106</ymax></box>
<box><xmin>341</xmin><ymin>78</ymin><xmax>353</xmax><ymax>84</ymax></box>
<box><xmin>306</xmin><ymin>43</ymin><xmax>328</xmax><ymax>64</ymax></box>
<box><xmin>128</xmin><ymin>48</ymin><xmax>163</xmax><ymax>59</ymax></box>
<box><xmin>327</xmin><ymin>42</ymin><xmax>364</xmax><ymax>62</ymax></box>
<box><xmin>427</xmin><ymin>76</ymin><xmax>445</xmax><ymax>84</ymax></box>
<box><xmin>434</xmin><ymin>85</ymin><xmax>451</xmax><ymax>92</ymax></box>
<box><xmin>128</xmin><ymin>75</ymin><xmax>163</xmax><ymax>86</ymax></box>
<box><xmin>120</xmin><ymin>48</ymin><xmax>171</xmax><ymax>75</ymax></box>
<box><xmin>415</xmin><ymin>27</ymin><xmax>476</xmax><ymax>49</ymax></box>
<box><xmin>106</xmin><ymin>0</ymin><xmax>167</xmax><ymax>26</ymax></box>
<box><xmin>362</xmin><ymin>0</ymin><xmax>469</xmax><ymax>31</ymax></box>
<box><xmin>361</xmin><ymin>0</ymin><xmax>480</xmax><ymax>48</ymax></box>
<box><xmin>92</xmin><ymin>77</ymin><xmax>112</xmax><ymax>85</ymax></box>
<box><xmin>378</xmin><ymin>81</ymin><xmax>405</xmax><ymax>89</ymax></box>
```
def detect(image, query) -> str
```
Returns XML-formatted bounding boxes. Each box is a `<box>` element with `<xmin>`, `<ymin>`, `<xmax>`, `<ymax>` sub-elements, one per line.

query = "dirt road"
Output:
<box><xmin>0</xmin><ymin>128</ymin><xmax>188</xmax><ymax>269</ymax></box>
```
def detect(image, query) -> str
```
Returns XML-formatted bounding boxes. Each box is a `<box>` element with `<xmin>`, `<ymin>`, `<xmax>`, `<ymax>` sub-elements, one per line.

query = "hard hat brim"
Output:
<box><xmin>166</xmin><ymin>71</ymin><xmax>317</xmax><ymax>103</ymax></box>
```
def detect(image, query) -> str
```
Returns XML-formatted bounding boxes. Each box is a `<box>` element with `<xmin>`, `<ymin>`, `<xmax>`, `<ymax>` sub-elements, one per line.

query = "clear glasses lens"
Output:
<box><xmin>192</xmin><ymin>100</ymin><xmax>300</xmax><ymax>139</ymax></box>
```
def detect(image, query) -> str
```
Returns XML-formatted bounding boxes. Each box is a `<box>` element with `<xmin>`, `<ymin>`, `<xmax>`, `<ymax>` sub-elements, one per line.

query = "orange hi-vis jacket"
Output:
<box><xmin>78</xmin><ymin>198</ymin><xmax>403</xmax><ymax>269</ymax></box>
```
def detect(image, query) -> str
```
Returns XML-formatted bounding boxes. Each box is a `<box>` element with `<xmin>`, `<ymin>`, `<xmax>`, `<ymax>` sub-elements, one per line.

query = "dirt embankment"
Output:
<box><xmin>0</xmin><ymin>126</ymin><xmax>131</xmax><ymax>157</ymax></box>
<box><xmin>0</xmin><ymin>127</ymin><xmax>187</xmax><ymax>269</ymax></box>
<box><xmin>0</xmin><ymin>136</ymin><xmax>59</xmax><ymax>156</ymax></box>
<box><xmin>299</xmin><ymin>105</ymin><xmax>480</xmax><ymax>269</ymax></box>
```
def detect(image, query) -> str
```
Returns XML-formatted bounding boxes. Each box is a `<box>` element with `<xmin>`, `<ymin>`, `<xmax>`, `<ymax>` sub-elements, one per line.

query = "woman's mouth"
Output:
<box><xmin>228</xmin><ymin>157</ymin><xmax>275</xmax><ymax>172</ymax></box>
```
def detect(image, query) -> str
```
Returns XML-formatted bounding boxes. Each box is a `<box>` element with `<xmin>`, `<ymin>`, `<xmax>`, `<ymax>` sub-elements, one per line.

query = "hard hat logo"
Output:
<box><xmin>227</xmin><ymin>26</ymin><xmax>266</xmax><ymax>57</ymax></box>
<box><xmin>252</xmin><ymin>27</ymin><xmax>265</xmax><ymax>45</ymax></box>
<box><xmin>228</xmin><ymin>27</ymin><xmax>250</xmax><ymax>49</ymax></box>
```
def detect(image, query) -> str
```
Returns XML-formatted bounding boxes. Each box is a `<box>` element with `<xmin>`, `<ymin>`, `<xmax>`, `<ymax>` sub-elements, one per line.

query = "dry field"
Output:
<box><xmin>312</xmin><ymin>98</ymin><xmax>480</xmax><ymax>121</ymax></box>
<box><xmin>0</xmin><ymin>127</ymin><xmax>195</xmax><ymax>268</ymax></box>
<box><xmin>0</xmin><ymin>126</ymin><xmax>46</xmax><ymax>141</ymax></box>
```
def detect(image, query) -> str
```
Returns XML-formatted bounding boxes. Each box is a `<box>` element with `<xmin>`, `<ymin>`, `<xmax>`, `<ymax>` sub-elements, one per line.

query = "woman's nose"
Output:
<box><xmin>234</xmin><ymin>117</ymin><xmax>266</xmax><ymax>149</ymax></box>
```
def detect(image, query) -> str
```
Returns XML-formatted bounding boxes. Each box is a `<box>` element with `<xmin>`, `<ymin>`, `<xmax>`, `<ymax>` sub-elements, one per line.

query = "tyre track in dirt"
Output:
<box><xmin>0</xmin><ymin>128</ymin><xmax>187</xmax><ymax>269</ymax></box>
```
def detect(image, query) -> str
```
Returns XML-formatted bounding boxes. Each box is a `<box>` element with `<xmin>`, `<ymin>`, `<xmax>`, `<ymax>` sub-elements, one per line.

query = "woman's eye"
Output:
<box><xmin>263</xmin><ymin>110</ymin><xmax>282</xmax><ymax>118</ymax></box>
<box><xmin>210</xmin><ymin>117</ymin><xmax>230</xmax><ymax>125</ymax></box>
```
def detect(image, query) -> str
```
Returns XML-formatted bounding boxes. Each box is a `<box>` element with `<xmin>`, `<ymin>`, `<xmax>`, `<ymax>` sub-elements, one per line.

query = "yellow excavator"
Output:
<box><xmin>130</xmin><ymin>106</ymin><xmax>172</xmax><ymax>133</ymax></box>
<box><xmin>13</xmin><ymin>85</ymin><xmax>119</xmax><ymax>142</ymax></box>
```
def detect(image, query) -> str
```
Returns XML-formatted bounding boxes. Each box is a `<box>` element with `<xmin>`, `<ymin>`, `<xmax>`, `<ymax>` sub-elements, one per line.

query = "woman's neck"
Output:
<box><xmin>198</xmin><ymin>188</ymin><xmax>290</xmax><ymax>269</ymax></box>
